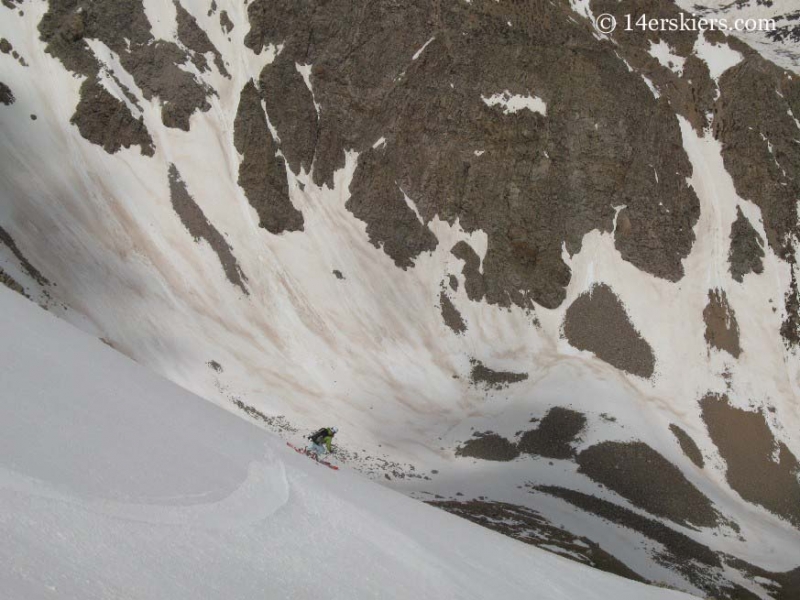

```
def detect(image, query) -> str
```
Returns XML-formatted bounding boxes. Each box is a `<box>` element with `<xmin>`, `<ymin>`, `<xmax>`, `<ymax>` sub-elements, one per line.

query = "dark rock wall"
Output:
<box><xmin>715</xmin><ymin>54</ymin><xmax>800</xmax><ymax>346</ymax></box>
<box><xmin>38</xmin><ymin>0</ymin><xmax>218</xmax><ymax>146</ymax></box>
<box><xmin>703</xmin><ymin>289</ymin><xmax>742</xmax><ymax>358</ymax></box>
<box><xmin>669</xmin><ymin>424</ymin><xmax>705</xmax><ymax>469</ymax></box>
<box><xmin>518</xmin><ymin>407</ymin><xmax>586</xmax><ymax>459</ymax></box>
<box><xmin>168</xmin><ymin>164</ymin><xmax>248</xmax><ymax>293</ymax></box>
<box><xmin>71</xmin><ymin>77</ymin><xmax>155</xmax><ymax>156</ymax></box>
<box><xmin>729</xmin><ymin>207</ymin><xmax>765</xmax><ymax>283</ymax></box>
<box><xmin>0</xmin><ymin>81</ymin><xmax>14</xmax><ymax>105</ymax></box>
<box><xmin>563</xmin><ymin>284</ymin><xmax>655</xmax><ymax>378</ymax></box>
<box><xmin>243</xmin><ymin>0</ymin><xmax>700</xmax><ymax>309</ymax></box>
<box><xmin>233</xmin><ymin>80</ymin><xmax>303</xmax><ymax>234</ymax></box>
<box><xmin>701</xmin><ymin>394</ymin><xmax>800</xmax><ymax>529</ymax></box>
<box><xmin>0</xmin><ymin>225</ymin><xmax>50</xmax><ymax>287</ymax></box>
<box><xmin>469</xmin><ymin>359</ymin><xmax>528</xmax><ymax>389</ymax></box>
<box><xmin>439</xmin><ymin>291</ymin><xmax>467</xmax><ymax>334</ymax></box>
<box><xmin>577</xmin><ymin>440</ymin><xmax>720</xmax><ymax>528</ymax></box>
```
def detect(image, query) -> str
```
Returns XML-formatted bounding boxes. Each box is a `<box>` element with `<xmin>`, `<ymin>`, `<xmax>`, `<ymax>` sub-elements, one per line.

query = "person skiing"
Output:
<box><xmin>307</xmin><ymin>426</ymin><xmax>338</xmax><ymax>459</ymax></box>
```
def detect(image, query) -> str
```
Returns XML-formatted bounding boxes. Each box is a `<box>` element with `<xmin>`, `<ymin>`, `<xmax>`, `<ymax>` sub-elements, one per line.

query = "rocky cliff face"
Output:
<box><xmin>1</xmin><ymin>0</ymin><xmax>799</xmax><ymax>598</ymax></box>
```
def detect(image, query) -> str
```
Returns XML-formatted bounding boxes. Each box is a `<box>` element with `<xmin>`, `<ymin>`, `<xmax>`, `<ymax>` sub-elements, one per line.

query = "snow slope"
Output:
<box><xmin>674</xmin><ymin>0</ymin><xmax>800</xmax><ymax>75</ymax></box>
<box><xmin>0</xmin><ymin>285</ymin><xmax>693</xmax><ymax>600</ymax></box>
<box><xmin>1</xmin><ymin>0</ymin><xmax>799</xmax><ymax>597</ymax></box>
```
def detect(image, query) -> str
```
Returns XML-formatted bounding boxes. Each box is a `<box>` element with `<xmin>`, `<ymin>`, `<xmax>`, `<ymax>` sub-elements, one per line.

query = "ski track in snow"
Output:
<box><xmin>0</xmin><ymin>456</ymin><xmax>289</xmax><ymax>530</ymax></box>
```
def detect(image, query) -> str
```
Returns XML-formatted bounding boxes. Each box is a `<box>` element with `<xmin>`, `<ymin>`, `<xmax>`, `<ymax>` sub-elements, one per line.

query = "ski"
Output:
<box><xmin>286</xmin><ymin>442</ymin><xmax>339</xmax><ymax>470</ymax></box>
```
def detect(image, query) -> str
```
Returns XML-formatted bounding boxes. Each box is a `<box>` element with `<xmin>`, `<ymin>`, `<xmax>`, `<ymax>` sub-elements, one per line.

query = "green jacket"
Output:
<box><xmin>311</xmin><ymin>428</ymin><xmax>335</xmax><ymax>452</ymax></box>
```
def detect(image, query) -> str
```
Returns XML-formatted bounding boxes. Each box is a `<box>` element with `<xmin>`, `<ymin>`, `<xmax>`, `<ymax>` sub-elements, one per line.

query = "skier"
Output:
<box><xmin>307</xmin><ymin>426</ymin><xmax>338</xmax><ymax>459</ymax></box>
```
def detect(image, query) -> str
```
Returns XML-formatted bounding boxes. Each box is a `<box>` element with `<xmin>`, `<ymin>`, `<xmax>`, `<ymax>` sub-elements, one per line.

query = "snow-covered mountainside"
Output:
<box><xmin>1</xmin><ymin>0</ymin><xmax>799</xmax><ymax>598</ymax></box>
<box><xmin>0</xmin><ymin>285</ymin><xmax>698</xmax><ymax>599</ymax></box>
<box><xmin>679</xmin><ymin>0</ymin><xmax>800</xmax><ymax>75</ymax></box>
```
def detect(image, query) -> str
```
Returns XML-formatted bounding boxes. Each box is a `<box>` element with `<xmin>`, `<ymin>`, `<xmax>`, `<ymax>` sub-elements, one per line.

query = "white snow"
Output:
<box><xmin>649</xmin><ymin>40</ymin><xmax>686</xmax><ymax>77</ymax></box>
<box><xmin>412</xmin><ymin>37</ymin><xmax>436</xmax><ymax>61</ymax></box>
<box><xmin>692</xmin><ymin>32</ymin><xmax>743</xmax><ymax>84</ymax></box>
<box><xmin>142</xmin><ymin>0</ymin><xmax>178</xmax><ymax>42</ymax></box>
<box><xmin>641</xmin><ymin>74</ymin><xmax>660</xmax><ymax>99</ymax></box>
<box><xmin>0</xmin><ymin>286</ymin><xmax>693</xmax><ymax>600</ymax></box>
<box><xmin>616</xmin><ymin>52</ymin><xmax>634</xmax><ymax>73</ymax></box>
<box><xmin>399</xmin><ymin>186</ymin><xmax>425</xmax><ymax>224</ymax></box>
<box><xmin>760</xmin><ymin>132</ymin><xmax>786</xmax><ymax>175</ymax></box>
<box><xmin>568</xmin><ymin>0</ymin><xmax>594</xmax><ymax>20</ymax></box>
<box><xmin>674</xmin><ymin>0</ymin><xmax>800</xmax><ymax>75</ymax></box>
<box><xmin>788</xmin><ymin>108</ymin><xmax>800</xmax><ymax>131</ymax></box>
<box><xmin>567</xmin><ymin>0</ymin><xmax>610</xmax><ymax>41</ymax></box>
<box><xmin>1</xmin><ymin>3</ymin><xmax>799</xmax><ymax>596</ymax></box>
<box><xmin>296</xmin><ymin>63</ymin><xmax>321</xmax><ymax>116</ymax></box>
<box><xmin>482</xmin><ymin>91</ymin><xmax>547</xmax><ymax>116</ymax></box>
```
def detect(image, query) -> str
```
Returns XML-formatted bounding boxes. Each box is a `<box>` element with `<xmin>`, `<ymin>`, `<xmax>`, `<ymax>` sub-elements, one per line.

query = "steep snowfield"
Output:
<box><xmin>1</xmin><ymin>0</ymin><xmax>799</xmax><ymax>597</ymax></box>
<box><xmin>2</xmin><ymin>0</ymin><xmax>797</xmax><ymax>469</ymax></box>
<box><xmin>674</xmin><ymin>0</ymin><xmax>800</xmax><ymax>75</ymax></box>
<box><xmin>0</xmin><ymin>286</ymin><xmax>693</xmax><ymax>599</ymax></box>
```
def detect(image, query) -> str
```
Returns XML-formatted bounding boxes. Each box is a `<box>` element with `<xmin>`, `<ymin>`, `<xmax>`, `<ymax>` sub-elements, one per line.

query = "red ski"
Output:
<box><xmin>287</xmin><ymin>442</ymin><xmax>339</xmax><ymax>470</ymax></box>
